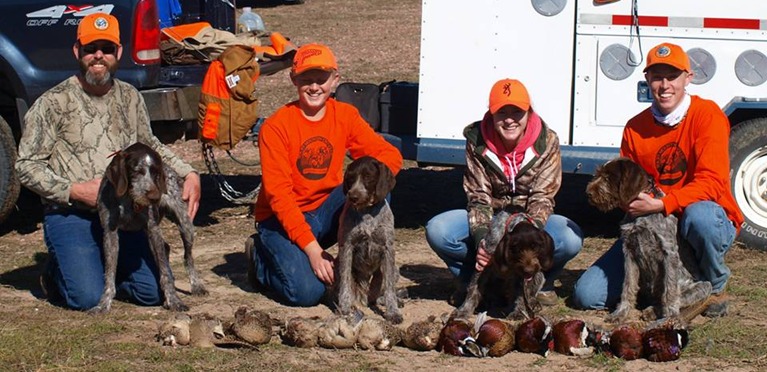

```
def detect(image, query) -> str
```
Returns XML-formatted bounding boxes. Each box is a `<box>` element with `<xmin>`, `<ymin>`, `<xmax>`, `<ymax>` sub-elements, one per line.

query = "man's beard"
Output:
<box><xmin>79</xmin><ymin>59</ymin><xmax>116</xmax><ymax>86</ymax></box>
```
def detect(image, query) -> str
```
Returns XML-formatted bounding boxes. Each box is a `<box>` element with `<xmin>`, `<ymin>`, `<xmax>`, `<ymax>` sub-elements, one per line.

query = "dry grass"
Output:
<box><xmin>2</xmin><ymin>1</ymin><xmax>767</xmax><ymax>371</ymax></box>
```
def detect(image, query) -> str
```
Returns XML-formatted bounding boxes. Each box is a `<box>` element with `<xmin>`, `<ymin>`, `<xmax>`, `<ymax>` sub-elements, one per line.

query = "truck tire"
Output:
<box><xmin>0</xmin><ymin>116</ymin><xmax>20</xmax><ymax>224</ymax></box>
<box><xmin>730</xmin><ymin>117</ymin><xmax>767</xmax><ymax>250</ymax></box>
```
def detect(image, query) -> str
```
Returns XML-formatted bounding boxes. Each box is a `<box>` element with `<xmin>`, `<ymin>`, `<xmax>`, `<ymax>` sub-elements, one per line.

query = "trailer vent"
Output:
<box><xmin>599</xmin><ymin>44</ymin><xmax>636</xmax><ymax>81</ymax></box>
<box><xmin>531</xmin><ymin>0</ymin><xmax>567</xmax><ymax>17</ymax></box>
<box><xmin>687</xmin><ymin>48</ymin><xmax>716</xmax><ymax>85</ymax></box>
<box><xmin>735</xmin><ymin>50</ymin><xmax>767</xmax><ymax>86</ymax></box>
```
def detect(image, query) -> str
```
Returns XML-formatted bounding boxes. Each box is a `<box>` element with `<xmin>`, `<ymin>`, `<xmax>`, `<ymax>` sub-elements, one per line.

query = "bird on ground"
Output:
<box><xmin>473</xmin><ymin>312</ymin><xmax>515</xmax><ymax>357</ymax></box>
<box><xmin>515</xmin><ymin>316</ymin><xmax>552</xmax><ymax>356</ymax></box>
<box><xmin>437</xmin><ymin>317</ymin><xmax>481</xmax><ymax>357</ymax></box>
<box><xmin>551</xmin><ymin>318</ymin><xmax>598</xmax><ymax>357</ymax></box>
<box><xmin>356</xmin><ymin>317</ymin><xmax>402</xmax><ymax>351</ymax></box>
<box><xmin>402</xmin><ymin>315</ymin><xmax>445</xmax><ymax>351</ymax></box>
<box><xmin>608</xmin><ymin>324</ymin><xmax>644</xmax><ymax>360</ymax></box>
<box><xmin>317</xmin><ymin>312</ymin><xmax>363</xmax><ymax>349</ymax></box>
<box><xmin>642</xmin><ymin>317</ymin><xmax>689</xmax><ymax>362</ymax></box>
<box><xmin>228</xmin><ymin>306</ymin><xmax>273</xmax><ymax>346</ymax></box>
<box><xmin>281</xmin><ymin>316</ymin><xmax>324</xmax><ymax>348</ymax></box>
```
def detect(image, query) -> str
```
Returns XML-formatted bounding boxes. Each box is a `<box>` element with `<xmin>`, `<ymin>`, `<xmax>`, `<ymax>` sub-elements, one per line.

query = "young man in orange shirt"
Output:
<box><xmin>247</xmin><ymin>43</ymin><xmax>403</xmax><ymax>306</ymax></box>
<box><xmin>572</xmin><ymin>42</ymin><xmax>744</xmax><ymax>317</ymax></box>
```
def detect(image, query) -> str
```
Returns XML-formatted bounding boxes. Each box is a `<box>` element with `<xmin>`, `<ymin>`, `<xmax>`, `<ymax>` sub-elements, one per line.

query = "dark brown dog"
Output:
<box><xmin>586</xmin><ymin>157</ymin><xmax>711</xmax><ymax>323</ymax></box>
<box><xmin>334</xmin><ymin>156</ymin><xmax>402</xmax><ymax>324</ymax></box>
<box><xmin>452</xmin><ymin>211</ymin><xmax>554</xmax><ymax>320</ymax></box>
<box><xmin>88</xmin><ymin>142</ymin><xmax>207</xmax><ymax>314</ymax></box>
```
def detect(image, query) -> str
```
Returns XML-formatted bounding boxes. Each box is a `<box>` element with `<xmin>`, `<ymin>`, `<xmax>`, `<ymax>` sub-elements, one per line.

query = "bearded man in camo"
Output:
<box><xmin>15</xmin><ymin>13</ymin><xmax>201</xmax><ymax>311</ymax></box>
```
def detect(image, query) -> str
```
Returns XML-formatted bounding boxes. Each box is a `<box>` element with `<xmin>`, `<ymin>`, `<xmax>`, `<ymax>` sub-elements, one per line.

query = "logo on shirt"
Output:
<box><xmin>655</xmin><ymin>142</ymin><xmax>687</xmax><ymax>186</ymax></box>
<box><xmin>297</xmin><ymin>136</ymin><xmax>333</xmax><ymax>180</ymax></box>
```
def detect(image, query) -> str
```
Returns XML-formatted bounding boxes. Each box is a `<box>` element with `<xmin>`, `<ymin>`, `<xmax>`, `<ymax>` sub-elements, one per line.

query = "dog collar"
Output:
<box><xmin>504</xmin><ymin>212</ymin><xmax>537</xmax><ymax>233</ymax></box>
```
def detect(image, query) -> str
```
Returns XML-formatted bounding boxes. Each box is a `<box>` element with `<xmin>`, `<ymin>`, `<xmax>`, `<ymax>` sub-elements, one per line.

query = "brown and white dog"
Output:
<box><xmin>452</xmin><ymin>211</ymin><xmax>554</xmax><ymax>320</ymax></box>
<box><xmin>88</xmin><ymin>142</ymin><xmax>207</xmax><ymax>314</ymax></box>
<box><xmin>586</xmin><ymin>157</ymin><xmax>711</xmax><ymax>323</ymax></box>
<box><xmin>334</xmin><ymin>156</ymin><xmax>403</xmax><ymax>324</ymax></box>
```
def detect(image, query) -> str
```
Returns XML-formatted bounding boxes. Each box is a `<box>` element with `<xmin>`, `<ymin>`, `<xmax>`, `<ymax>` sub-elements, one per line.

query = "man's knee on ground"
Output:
<box><xmin>281</xmin><ymin>279</ymin><xmax>326</xmax><ymax>307</ymax></box>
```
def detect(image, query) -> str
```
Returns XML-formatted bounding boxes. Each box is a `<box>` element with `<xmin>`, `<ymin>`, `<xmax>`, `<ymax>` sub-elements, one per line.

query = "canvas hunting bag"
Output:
<box><xmin>198</xmin><ymin>44</ymin><xmax>260</xmax><ymax>150</ymax></box>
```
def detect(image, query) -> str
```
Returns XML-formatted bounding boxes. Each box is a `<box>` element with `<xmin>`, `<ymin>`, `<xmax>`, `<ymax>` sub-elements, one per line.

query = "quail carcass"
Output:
<box><xmin>401</xmin><ymin>315</ymin><xmax>445</xmax><ymax>351</ymax></box>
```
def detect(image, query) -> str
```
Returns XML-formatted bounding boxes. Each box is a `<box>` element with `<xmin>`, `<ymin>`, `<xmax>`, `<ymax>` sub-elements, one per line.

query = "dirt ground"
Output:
<box><xmin>1</xmin><ymin>0</ymin><xmax>767</xmax><ymax>371</ymax></box>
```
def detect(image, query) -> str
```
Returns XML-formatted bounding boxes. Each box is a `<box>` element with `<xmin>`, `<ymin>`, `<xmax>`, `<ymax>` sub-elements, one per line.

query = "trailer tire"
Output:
<box><xmin>0</xmin><ymin>116</ymin><xmax>20</xmax><ymax>224</ymax></box>
<box><xmin>730</xmin><ymin>117</ymin><xmax>767</xmax><ymax>250</ymax></box>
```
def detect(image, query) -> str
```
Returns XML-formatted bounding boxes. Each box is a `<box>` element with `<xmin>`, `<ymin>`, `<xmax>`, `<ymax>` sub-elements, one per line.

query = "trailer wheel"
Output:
<box><xmin>0</xmin><ymin>116</ymin><xmax>20</xmax><ymax>224</ymax></box>
<box><xmin>730</xmin><ymin>117</ymin><xmax>767</xmax><ymax>250</ymax></box>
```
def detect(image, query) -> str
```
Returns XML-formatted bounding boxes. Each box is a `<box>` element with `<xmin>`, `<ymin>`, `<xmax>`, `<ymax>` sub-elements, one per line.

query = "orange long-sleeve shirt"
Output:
<box><xmin>255</xmin><ymin>98</ymin><xmax>403</xmax><ymax>248</ymax></box>
<box><xmin>620</xmin><ymin>95</ymin><xmax>744</xmax><ymax>232</ymax></box>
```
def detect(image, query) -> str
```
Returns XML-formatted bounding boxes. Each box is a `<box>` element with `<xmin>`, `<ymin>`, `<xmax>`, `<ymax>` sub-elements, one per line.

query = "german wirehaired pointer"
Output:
<box><xmin>586</xmin><ymin>157</ymin><xmax>711</xmax><ymax>323</ymax></box>
<box><xmin>334</xmin><ymin>156</ymin><xmax>402</xmax><ymax>324</ymax></box>
<box><xmin>452</xmin><ymin>211</ymin><xmax>554</xmax><ymax>320</ymax></box>
<box><xmin>88</xmin><ymin>142</ymin><xmax>208</xmax><ymax>314</ymax></box>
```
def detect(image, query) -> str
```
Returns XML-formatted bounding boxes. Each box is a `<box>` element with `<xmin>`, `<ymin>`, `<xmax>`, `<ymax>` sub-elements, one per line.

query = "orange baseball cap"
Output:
<box><xmin>488</xmin><ymin>79</ymin><xmax>530</xmax><ymax>114</ymax></box>
<box><xmin>77</xmin><ymin>13</ymin><xmax>120</xmax><ymax>46</ymax></box>
<box><xmin>643</xmin><ymin>42</ymin><xmax>690</xmax><ymax>73</ymax></box>
<box><xmin>292</xmin><ymin>43</ymin><xmax>338</xmax><ymax>75</ymax></box>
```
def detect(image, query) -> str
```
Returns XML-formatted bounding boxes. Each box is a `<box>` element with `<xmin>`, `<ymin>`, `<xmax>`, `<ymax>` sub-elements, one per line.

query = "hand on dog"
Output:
<box><xmin>305</xmin><ymin>242</ymin><xmax>335</xmax><ymax>285</ymax></box>
<box><xmin>627</xmin><ymin>192</ymin><xmax>665</xmax><ymax>217</ymax></box>
<box><xmin>182</xmin><ymin>172</ymin><xmax>201</xmax><ymax>220</ymax></box>
<box><xmin>475</xmin><ymin>240</ymin><xmax>492</xmax><ymax>272</ymax></box>
<box><xmin>70</xmin><ymin>178</ymin><xmax>102</xmax><ymax>208</ymax></box>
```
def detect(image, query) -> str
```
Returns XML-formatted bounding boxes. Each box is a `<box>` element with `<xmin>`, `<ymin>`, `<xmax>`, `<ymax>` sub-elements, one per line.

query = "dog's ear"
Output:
<box><xmin>154</xmin><ymin>163</ymin><xmax>168</xmax><ymax>196</ymax></box>
<box><xmin>106</xmin><ymin>152</ymin><xmax>129</xmax><ymax>197</ymax></box>
<box><xmin>617</xmin><ymin>158</ymin><xmax>650</xmax><ymax>203</ymax></box>
<box><xmin>375</xmin><ymin>160</ymin><xmax>396</xmax><ymax>199</ymax></box>
<box><xmin>537</xmin><ymin>229</ymin><xmax>555</xmax><ymax>272</ymax></box>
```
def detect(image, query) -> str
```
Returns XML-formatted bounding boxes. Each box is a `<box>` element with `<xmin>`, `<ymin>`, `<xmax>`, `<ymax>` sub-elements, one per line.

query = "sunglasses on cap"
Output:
<box><xmin>81</xmin><ymin>43</ymin><xmax>118</xmax><ymax>55</ymax></box>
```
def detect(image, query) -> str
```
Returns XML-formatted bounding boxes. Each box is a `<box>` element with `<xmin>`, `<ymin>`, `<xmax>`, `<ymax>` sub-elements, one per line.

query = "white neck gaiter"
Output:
<box><xmin>651</xmin><ymin>93</ymin><xmax>691</xmax><ymax>127</ymax></box>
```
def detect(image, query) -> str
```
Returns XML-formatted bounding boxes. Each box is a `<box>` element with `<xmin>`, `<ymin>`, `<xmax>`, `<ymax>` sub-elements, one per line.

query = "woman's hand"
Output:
<box><xmin>475</xmin><ymin>239</ymin><xmax>492</xmax><ymax>272</ymax></box>
<box><xmin>304</xmin><ymin>242</ymin><xmax>335</xmax><ymax>285</ymax></box>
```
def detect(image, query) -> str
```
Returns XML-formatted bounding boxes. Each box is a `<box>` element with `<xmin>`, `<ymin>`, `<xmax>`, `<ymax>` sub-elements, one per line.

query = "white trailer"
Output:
<box><xmin>412</xmin><ymin>0</ymin><xmax>767</xmax><ymax>248</ymax></box>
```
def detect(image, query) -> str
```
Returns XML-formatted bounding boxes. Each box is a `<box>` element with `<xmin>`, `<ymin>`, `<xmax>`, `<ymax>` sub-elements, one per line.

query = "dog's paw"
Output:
<box><xmin>191</xmin><ymin>285</ymin><xmax>209</xmax><ymax>297</ymax></box>
<box><xmin>385</xmin><ymin>312</ymin><xmax>404</xmax><ymax>325</ymax></box>
<box><xmin>605</xmin><ymin>308</ymin><xmax>629</xmax><ymax>323</ymax></box>
<box><xmin>86</xmin><ymin>303</ymin><xmax>111</xmax><ymax>315</ymax></box>
<box><xmin>165</xmin><ymin>300</ymin><xmax>190</xmax><ymax>312</ymax></box>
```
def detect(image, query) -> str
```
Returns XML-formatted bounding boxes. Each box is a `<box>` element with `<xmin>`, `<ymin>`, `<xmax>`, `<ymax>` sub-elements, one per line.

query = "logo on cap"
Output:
<box><xmin>93</xmin><ymin>16</ymin><xmax>110</xmax><ymax>31</ymax></box>
<box><xmin>502</xmin><ymin>83</ymin><xmax>512</xmax><ymax>96</ymax></box>
<box><xmin>656</xmin><ymin>46</ymin><xmax>671</xmax><ymax>58</ymax></box>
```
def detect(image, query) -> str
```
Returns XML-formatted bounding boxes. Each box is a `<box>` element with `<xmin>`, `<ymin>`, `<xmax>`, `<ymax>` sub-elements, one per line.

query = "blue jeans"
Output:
<box><xmin>572</xmin><ymin>201</ymin><xmax>737</xmax><ymax>310</ymax></box>
<box><xmin>42</xmin><ymin>210</ymin><xmax>163</xmax><ymax>310</ymax></box>
<box><xmin>251</xmin><ymin>186</ymin><xmax>346</xmax><ymax>307</ymax></box>
<box><xmin>424</xmin><ymin>209</ymin><xmax>583</xmax><ymax>291</ymax></box>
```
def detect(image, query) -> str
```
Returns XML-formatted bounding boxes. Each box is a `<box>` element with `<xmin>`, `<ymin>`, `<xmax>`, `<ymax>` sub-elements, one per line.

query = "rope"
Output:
<box><xmin>202</xmin><ymin>143</ymin><xmax>260</xmax><ymax>204</ymax></box>
<box><xmin>627</xmin><ymin>0</ymin><xmax>645</xmax><ymax>67</ymax></box>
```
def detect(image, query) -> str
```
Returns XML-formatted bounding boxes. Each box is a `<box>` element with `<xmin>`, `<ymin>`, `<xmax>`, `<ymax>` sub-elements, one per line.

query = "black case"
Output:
<box><xmin>334</xmin><ymin>82</ymin><xmax>382</xmax><ymax>131</ymax></box>
<box><xmin>380</xmin><ymin>82</ymin><xmax>418</xmax><ymax>135</ymax></box>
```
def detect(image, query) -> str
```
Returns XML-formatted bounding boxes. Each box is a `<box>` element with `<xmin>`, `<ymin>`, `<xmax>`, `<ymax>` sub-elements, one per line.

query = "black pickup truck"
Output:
<box><xmin>0</xmin><ymin>0</ymin><xmax>291</xmax><ymax>224</ymax></box>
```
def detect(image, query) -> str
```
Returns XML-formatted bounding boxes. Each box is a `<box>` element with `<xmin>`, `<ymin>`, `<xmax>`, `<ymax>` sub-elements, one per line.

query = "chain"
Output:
<box><xmin>202</xmin><ymin>143</ymin><xmax>260</xmax><ymax>204</ymax></box>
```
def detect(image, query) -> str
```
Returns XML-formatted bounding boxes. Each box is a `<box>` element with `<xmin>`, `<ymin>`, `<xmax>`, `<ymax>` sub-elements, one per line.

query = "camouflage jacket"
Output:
<box><xmin>15</xmin><ymin>76</ymin><xmax>194</xmax><ymax>209</ymax></box>
<box><xmin>463</xmin><ymin>117</ymin><xmax>562</xmax><ymax>247</ymax></box>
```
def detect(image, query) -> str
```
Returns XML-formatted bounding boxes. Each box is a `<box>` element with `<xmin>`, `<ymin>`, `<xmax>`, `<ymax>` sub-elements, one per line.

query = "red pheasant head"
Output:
<box><xmin>437</xmin><ymin>318</ymin><xmax>480</xmax><ymax>357</ymax></box>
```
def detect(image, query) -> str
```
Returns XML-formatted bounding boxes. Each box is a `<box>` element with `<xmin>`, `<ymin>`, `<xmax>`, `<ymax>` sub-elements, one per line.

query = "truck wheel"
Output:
<box><xmin>730</xmin><ymin>117</ymin><xmax>767</xmax><ymax>250</ymax></box>
<box><xmin>0</xmin><ymin>116</ymin><xmax>20</xmax><ymax>224</ymax></box>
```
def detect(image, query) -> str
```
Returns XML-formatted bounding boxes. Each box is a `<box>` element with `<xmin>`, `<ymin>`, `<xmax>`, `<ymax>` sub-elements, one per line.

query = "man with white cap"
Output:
<box><xmin>573</xmin><ymin>42</ymin><xmax>744</xmax><ymax>317</ymax></box>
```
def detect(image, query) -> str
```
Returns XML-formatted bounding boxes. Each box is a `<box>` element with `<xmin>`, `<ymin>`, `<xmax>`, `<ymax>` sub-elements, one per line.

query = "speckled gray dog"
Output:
<box><xmin>586</xmin><ymin>157</ymin><xmax>711</xmax><ymax>323</ymax></box>
<box><xmin>88</xmin><ymin>142</ymin><xmax>207</xmax><ymax>314</ymax></box>
<box><xmin>334</xmin><ymin>156</ymin><xmax>402</xmax><ymax>324</ymax></box>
